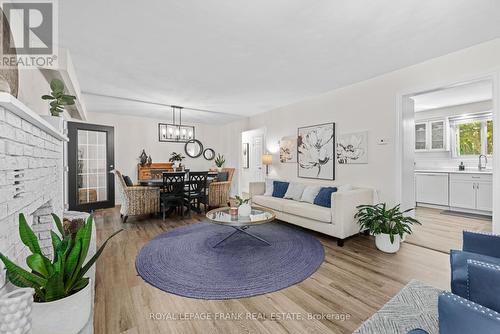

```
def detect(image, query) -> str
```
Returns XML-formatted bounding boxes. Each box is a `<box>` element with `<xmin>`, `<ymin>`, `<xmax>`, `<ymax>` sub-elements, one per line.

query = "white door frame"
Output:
<box><xmin>395</xmin><ymin>69</ymin><xmax>500</xmax><ymax>233</ymax></box>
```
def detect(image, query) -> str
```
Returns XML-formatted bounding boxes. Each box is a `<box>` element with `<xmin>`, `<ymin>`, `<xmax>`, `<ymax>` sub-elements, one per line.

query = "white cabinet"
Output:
<box><xmin>415</xmin><ymin>173</ymin><xmax>449</xmax><ymax>206</ymax></box>
<box><xmin>449</xmin><ymin>174</ymin><xmax>492</xmax><ymax>212</ymax></box>
<box><xmin>414</xmin><ymin>119</ymin><xmax>448</xmax><ymax>151</ymax></box>
<box><xmin>476</xmin><ymin>180</ymin><xmax>493</xmax><ymax>211</ymax></box>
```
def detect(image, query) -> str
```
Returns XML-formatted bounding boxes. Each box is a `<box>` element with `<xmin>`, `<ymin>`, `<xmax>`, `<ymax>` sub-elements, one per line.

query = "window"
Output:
<box><xmin>452</xmin><ymin>114</ymin><xmax>493</xmax><ymax>157</ymax></box>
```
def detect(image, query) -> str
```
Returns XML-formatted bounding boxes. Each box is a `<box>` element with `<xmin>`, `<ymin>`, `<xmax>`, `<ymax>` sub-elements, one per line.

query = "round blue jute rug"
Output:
<box><xmin>135</xmin><ymin>221</ymin><xmax>325</xmax><ymax>299</ymax></box>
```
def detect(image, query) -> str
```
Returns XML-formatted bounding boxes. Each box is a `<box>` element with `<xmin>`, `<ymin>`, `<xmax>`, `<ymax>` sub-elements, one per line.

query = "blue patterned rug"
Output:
<box><xmin>135</xmin><ymin>221</ymin><xmax>325</xmax><ymax>299</ymax></box>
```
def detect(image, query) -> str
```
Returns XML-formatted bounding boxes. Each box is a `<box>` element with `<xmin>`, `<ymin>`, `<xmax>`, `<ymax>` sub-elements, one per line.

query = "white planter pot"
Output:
<box><xmin>238</xmin><ymin>203</ymin><xmax>251</xmax><ymax>217</ymax></box>
<box><xmin>40</xmin><ymin>115</ymin><xmax>64</xmax><ymax>133</ymax></box>
<box><xmin>31</xmin><ymin>279</ymin><xmax>92</xmax><ymax>334</ymax></box>
<box><xmin>375</xmin><ymin>233</ymin><xmax>401</xmax><ymax>253</ymax></box>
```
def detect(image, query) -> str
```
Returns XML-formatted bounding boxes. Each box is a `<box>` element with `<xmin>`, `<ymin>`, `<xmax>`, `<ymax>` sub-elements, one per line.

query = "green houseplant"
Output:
<box><xmin>0</xmin><ymin>213</ymin><xmax>121</xmax><ymax>301</ymax></box>
<box><xmin>214</xmin><ymin>154</ymin><xmax>225</xmax><ymax>171</ymax></box>
<box><xmin>169</xmin><ymin>152</ymin><xmax>185</xmax><ymax>170</ymax></box>
<box><xmin>41</xmin><ymin>79</ymin><xmax>76</xmax><ymax>117</ymax></box>
<box><xmin>0</xmin><ymin>213</ymin><xmax>122</xmax><ymax>334</ymax></box>
<box><xmin>355</xmin><ymin>203</ymin><xmax>421</xmax><ymax>253</ymax></box>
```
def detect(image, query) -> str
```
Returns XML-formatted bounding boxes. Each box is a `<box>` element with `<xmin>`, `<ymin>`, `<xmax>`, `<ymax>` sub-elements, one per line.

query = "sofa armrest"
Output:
<box><xmin>463</xmin><ymin>231</ymin><xmax>500</xmax><ymax>258</ymax></box>
<box><xmin>331</xmin><ymin>188</ymin><xmax>373</xmax><ymax>239</ymax></box>
<box><xmin>438</xmin><ymin>292</ymin><xmax>500</xmax><ymax>334</ymax></box>
<box><xmin>249</xmin><ymin>182</ymin><xmax>265</xmax><ymax>198</ymax></box>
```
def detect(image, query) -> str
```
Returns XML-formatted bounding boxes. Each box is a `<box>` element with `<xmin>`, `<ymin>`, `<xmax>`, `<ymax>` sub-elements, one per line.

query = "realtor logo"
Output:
<box><xmin>1</xmin><ymin>0</ymin><xmax>58</xmax><ymax>67</ymax></box>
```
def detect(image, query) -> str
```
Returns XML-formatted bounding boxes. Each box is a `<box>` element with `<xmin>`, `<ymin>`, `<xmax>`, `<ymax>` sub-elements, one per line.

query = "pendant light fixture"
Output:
<box><xmin>158</xmin><ymin>105</ymin><xmax>195</xmax><ymax>143</ymax></box>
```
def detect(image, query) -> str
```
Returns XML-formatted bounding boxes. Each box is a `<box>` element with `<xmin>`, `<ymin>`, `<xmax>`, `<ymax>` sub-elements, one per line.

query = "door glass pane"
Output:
<box><xmin>431</xmin><ymin>121</ymin><xmax>444</xmax><ymax>149</ymax></box>
<box><xmin>77</xmin><ymin>130</ymin><xmax>107</xmax><ymax>204</ymax></box>
<box><xmin>415</xmin><ymin>123</ymin><xmax>426</xmax><ymax>150</ymax></box>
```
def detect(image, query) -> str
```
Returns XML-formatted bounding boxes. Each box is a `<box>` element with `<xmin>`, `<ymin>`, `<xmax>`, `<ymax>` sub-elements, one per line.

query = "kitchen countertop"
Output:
<box><xmin>415</xmin><ymin>168</ymin><xmax>493</xmax><ymax>174</ymax></box>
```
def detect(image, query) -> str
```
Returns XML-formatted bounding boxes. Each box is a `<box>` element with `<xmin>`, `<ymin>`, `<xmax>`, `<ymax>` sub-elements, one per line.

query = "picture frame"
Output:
<box><xmin>337</xmin><ymin>131</ymin><xmax>368</xmax><ymax>164</ymax></box>
<box><xmin>297</xmin><ymin>122</ymin><xmax>335</xmax><ymax>180</ymax></box>
<box><xmin>279</xmin><ymin>136</ymin><xmax>297</xmax><ymax>163</ymax></box>
<box><xmin>242</xmin><ymin>143</ymin><xmax>249</xmax><ymax>168</ymax></box>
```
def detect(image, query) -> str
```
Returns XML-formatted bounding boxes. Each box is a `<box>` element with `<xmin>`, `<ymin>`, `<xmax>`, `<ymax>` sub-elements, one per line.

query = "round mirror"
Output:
<box><xmin>184</xmin><ymin>139</ymin><xmax>204</xmax><ymax>158</ymax></box>
<box><xmin>203</xmin><ymin>148</ymin><xmax>215</xmax><ymax>160</ymax></box>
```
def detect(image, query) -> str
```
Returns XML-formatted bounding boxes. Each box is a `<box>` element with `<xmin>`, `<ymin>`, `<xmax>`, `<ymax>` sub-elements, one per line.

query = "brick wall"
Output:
<box><xmin>0</xmin><ymin>106</ymin><xmax>64</xmax><ymax>272</ymax></box>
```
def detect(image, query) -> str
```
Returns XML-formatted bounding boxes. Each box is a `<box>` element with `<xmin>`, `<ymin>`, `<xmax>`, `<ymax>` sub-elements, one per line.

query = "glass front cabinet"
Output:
<box><xmin>415</xmin><ymin>119</ymin><xmax>449</xmax><ymax>152</ymax></box>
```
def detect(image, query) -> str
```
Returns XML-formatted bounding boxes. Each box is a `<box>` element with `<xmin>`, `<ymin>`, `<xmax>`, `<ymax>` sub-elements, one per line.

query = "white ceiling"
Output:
<box><xmin>59</xmin><ymin>0</ymin><xmax>500</xmax><ymax>124</ymax></box>
<box><xmin>411</xmin><ymin>80</ymin><xmax>493</xmax><ymax>112</ymax></box>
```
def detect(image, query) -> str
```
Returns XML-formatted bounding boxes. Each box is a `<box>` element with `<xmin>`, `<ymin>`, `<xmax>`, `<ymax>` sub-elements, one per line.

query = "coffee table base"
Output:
<box><xmin>212</xmin><ymin>226</ymin><xmax>271</xmax><ymax>248</ymax></box>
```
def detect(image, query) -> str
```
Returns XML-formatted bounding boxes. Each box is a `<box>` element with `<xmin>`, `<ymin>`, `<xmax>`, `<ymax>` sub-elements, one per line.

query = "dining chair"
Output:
<box><xmin>160</xmin><ymin>172</ymin><xmax>186</xmax><ymax>220</ymax></box>
<box><xmin>185</xmin><ymin>171</ymin><xmax>209</xmax><ymax>215</ymax></box>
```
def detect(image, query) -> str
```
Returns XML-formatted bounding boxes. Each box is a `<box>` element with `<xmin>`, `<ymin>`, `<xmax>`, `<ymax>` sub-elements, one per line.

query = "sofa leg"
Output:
<box><xmin>337</xmin><ymin>239</ymin><xmax>344</xmax><ymax>247</ymax></box>
<box><xmin>122</xmin><ymin>215</ymin><xmax>128</xmax><ymax>223</ymax></box>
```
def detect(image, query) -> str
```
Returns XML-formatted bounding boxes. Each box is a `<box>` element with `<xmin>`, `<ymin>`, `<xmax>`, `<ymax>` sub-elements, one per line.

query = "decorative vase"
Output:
<box><xmin>31</xmin><ymin>279</ymin><xmax>92</xmax><ymax>334</ymax></box>
<box><xmin>0</xmin><ymin>288</ymin><xmax>34</xmax><ymax>334</ymax></box>
<box><xmin>238</xmin><ymin>203</ymin><xmax>251</xmax><ymax>217</ymax></box>
<box><xmin>216</xmin><ymin>167</ymin><xmax>222</xmax><ymax>172</ymax></box>
<box><xmin>375</xmin><ymin>233</ymin><xmax>401</xmax><ymax>253</ymax></box>
<box><xmin>40</xmin><ymin>115</ymin><xmax>64</xmax><ymax>133</ymax></box>
<box><xmin>139</xmin><ymin>150</ymin><xmax>148</xmax><ymax>166</ymax></box>
<box><xmin>147</xmin><ymin>155</ymin><xmax>152</xmax><ymax>166</ymax></box>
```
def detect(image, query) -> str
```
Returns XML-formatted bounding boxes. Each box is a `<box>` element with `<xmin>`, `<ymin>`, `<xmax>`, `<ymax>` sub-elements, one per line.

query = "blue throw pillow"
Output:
<box><xmin>272</xmin><ymin>181</ymin><xmax>289</xmax><ymax>198</ymax></box>
<box><xmin>313</xmin><ymin>187</ymin><xmax>338</xmax><ymax>208</ymax></box>
<box><xmin>467</xmin><ymin>260</ymin><xmax>500</xmax><ymax>313</ymax></box>
<box><xmin>450</xmin><ymin>250</ymin><xmax>500</xmax><ymax>298</ymax></box>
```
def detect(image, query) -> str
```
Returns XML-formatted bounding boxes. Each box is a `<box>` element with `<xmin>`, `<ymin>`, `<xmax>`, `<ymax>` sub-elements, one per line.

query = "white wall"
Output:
<box><xmin>85</xmin><ymin>111</ymin><xmax>231</xmax><ymax>202</ymax></box>
<box><xmin>415</xmin><ymin>100</ymin><xmax>493</xmax><ymax>169</ymax></box>
<box><xmin>17</xmin><ymin>69</ymin><xmax>51</xmax><ymax>116</ymax></box>
<box><xmin>245</xmin><ymin>38</ymin><xmax>500</xmax><ymax>233</ymax></box>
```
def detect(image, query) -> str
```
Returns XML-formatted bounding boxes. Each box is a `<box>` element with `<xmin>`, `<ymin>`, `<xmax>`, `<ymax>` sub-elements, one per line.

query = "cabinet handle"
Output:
<box><xmin>473</xmin><ymin>184</ymin><xmax>476</xmax><ymax>189</ymax></box>
<box><xmin>477</xmin><ymin>183</ymin><xmax>479</xmax><ymax>189</ymax></box>
<box><xmin>471</xmin><ymin>176</ymin><xmax>480</xmax><ymax>179</ymax></box>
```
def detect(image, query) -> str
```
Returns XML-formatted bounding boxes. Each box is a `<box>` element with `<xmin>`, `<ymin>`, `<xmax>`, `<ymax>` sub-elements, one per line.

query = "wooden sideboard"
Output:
<box><xmin>138</xmin><ymin>163</ymin><xmax>174</xmax><ymax>181</ymax></box>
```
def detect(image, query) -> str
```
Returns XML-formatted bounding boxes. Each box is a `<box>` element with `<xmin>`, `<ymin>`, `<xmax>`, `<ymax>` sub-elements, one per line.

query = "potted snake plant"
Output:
<box><xmin>355</xmin><ymin>203</ymin><xmax>421</xmax><ymax>253</ymax></box>
<box><xmin>0</xmin><ymin>213</ymin><xmax>122</xmax><ymax>334</ymax></box>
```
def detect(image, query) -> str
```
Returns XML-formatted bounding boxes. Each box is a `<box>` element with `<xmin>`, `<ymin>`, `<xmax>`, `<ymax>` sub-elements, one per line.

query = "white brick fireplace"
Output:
<box><xmin>0</xmin><ymin>92</ymin><xmax>67</xmax><ymax>282</ymax></box>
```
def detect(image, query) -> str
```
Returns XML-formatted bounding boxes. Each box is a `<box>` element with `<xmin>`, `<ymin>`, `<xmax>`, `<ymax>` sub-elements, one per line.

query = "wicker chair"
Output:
<box><xmin>114</xmin><ymin>170</ymin><xmax>160</xmax><ymax>223</ymax></box>
<box><xmin>208</xmin><ymin>168</ymin><xmax>235</xmax><ymax>208</ymax></box>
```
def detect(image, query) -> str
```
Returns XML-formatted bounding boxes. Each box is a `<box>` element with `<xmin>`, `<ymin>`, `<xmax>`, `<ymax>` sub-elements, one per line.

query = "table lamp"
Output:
<box><xmin>262</xmin><ymin>153</ymin><xmax>272</xmax><ymax>175</ymax></box>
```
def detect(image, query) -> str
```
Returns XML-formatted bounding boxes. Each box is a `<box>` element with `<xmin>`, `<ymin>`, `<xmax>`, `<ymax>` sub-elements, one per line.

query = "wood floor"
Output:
<box><xmin>406</xmin><ymin>207</ymin><xmax>491</xmax><ymax>253</ymax></box>
<box><xmin>93</xmin><ymin>207</ymin><xmax>451</xmax><ymax>334</ymax></box>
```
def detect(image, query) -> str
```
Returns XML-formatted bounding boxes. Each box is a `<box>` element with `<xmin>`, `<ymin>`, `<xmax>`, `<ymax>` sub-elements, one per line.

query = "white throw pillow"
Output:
<box><xmin>300</xmin><ymin>185</ymin><xmax>322</xmax><ymax>204</ymax></box>
<box><xmin>337</xmin><ymin>184</ymin><xmax>352</xmax><ymax>192</ymax></box>
<box><xmin>263</xmin><ymin>178</ymin><xmax>276</xmax><ymax>196</ymax></box>
<box><xmin>284</xmin><ymin>182</ymin><xmax>305</xmax><ymax>201</ymax></box>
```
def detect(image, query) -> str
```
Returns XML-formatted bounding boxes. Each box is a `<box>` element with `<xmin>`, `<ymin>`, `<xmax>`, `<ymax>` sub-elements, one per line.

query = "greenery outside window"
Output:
<box><xmin>452</xmin><ymin>114</ymin><xmax>493</xmax><ymax>157</ymax></box>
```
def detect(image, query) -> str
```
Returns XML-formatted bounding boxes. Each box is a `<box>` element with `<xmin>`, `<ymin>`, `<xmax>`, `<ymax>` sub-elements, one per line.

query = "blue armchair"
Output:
<box><xmin>408</xmin><ymin>231</ymin><xmax>500</xmax><ymax>334</ymax></box>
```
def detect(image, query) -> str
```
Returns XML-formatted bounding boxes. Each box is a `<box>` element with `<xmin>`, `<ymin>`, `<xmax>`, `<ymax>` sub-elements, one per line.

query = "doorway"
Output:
<box><xmin>67</xmin><ymin>122</ymin><xmax>115</xmax><ymax>212</ymax></box>
<box><xmin>240</xmin><ymin>128</ymin><xmax>265</xmax><ymax>195</ymax></box>
<box><xmin>397</xmin><ymin>77</ymin><xmax>498</xmax><ymax>251</ymax></box>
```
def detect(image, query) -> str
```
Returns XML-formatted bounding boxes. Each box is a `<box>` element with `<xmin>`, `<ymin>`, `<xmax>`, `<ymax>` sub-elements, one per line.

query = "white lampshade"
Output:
<box><xmin>262</xmin><ymin>153</ymin><xmax>272</xmax><ymax>165</ymax></box>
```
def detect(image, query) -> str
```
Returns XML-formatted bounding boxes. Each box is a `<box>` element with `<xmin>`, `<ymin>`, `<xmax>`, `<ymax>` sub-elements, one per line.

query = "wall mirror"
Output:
<box><xmin>203</xmin><ymin>148</ymin><xmax>215</xmax><ymax>160</ymax></box>
<box><xmin>184</xmin><ymin>139</ymin><xmax>204</xmax><ymax>158</ymax></box>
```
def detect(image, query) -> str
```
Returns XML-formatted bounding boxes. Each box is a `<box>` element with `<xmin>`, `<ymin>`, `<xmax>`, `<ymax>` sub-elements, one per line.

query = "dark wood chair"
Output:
<box><xmin>160</xmin><ymin>172</ymin><xmax>186</xmax><ymax>220</ymax></box>
<box><xmin>185</xmin><ymin>171</ymin><xmax>209</xmax><ymax>215</ymax></box>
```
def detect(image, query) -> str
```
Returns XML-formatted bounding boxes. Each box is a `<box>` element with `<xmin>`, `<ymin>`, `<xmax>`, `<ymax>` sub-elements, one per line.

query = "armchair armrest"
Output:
<box><xmin>249</xmin><ymin>182</ymin><xmax>265</xmax><ymax>198</ymax></box>
<box><xmin>331</xmin><ymin>188</ymin><xmax>373</xmax><ymax>239</ymax></box>
<box><xmin>438</xmin><ymin>292</ymin><xmax>500</xmax><ymax>334</ymax></box>
<box><xmin>463</xmin><ymin>231</ymin><xmax>500</xmax><ymax>258</ymax></box>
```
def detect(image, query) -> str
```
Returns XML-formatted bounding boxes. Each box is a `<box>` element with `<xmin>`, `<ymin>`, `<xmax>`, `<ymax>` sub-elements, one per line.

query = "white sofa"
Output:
<box><xmin>249</xmin><ymin>182</ymin><xmax>374</xmax><ymax>246</ymax></box>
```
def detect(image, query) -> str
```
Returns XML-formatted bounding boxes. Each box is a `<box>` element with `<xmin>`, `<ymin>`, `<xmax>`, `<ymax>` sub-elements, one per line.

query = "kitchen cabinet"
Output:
<box><xmin>414</xmin><ymin>118</ymin><xmax>448</xmax><ymax>151</ymax></box>
<box><xmin>415</xmin><ymin>173</ymin><xmax>449</xmax><ymax>206</ymax></box>
<box><xmin>449</xmin><ymin>173</ymin><xmax>492</xmax><ymax>212</ymax></box>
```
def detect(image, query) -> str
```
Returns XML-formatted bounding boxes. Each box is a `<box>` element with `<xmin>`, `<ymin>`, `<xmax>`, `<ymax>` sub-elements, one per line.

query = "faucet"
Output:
<box><xmin>478</xmin><ymin>154</ymin><xmax>488</xmax><ymax>170</ymax></box>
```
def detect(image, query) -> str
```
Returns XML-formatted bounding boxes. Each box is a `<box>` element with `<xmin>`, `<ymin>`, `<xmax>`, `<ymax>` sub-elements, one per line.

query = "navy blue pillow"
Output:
<box><xmin>272</xmin><ymin>181</ymin><xmax>289</xmax><ymax>198</ymax></box>
<box><xmin>313</xmin><ymin>187</ymin><xmax>337</xmax><ymax>208</ymax></box>
<box><xmin>450</xmin><ymin>250</ymin><xmax>500</xmax><ymax>298</ymax></box>
<box><xmin>123</xmin><ymin>175</ymin><xmax>133</xmax><ymax>187</ymax></box>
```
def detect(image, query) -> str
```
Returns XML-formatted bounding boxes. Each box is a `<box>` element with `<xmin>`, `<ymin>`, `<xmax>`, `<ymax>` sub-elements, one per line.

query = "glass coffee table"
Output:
<box><xmin>206</xmin><ymin>206</ymin><xmax>276</xmax><ymax>247</ymax></box>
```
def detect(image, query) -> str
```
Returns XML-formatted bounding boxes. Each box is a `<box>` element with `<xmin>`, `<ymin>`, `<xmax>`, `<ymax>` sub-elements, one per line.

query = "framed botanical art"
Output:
<box><xmin>337</xmin><ymin>131</ymin><xmax>368</xmax><ymax>164</ymax></box>
<box><xmin>279</xmin><ymin>136</ymin><xmax>297</xmax><ymax>163</ymax></box>
<box><xmin>242</xmin><ymin>143</ymin><xmax>249</xmax><ymax>168</ymax></box>
<box><xmin>297</xmin><ymin>123</ymin><xmax>335</xmax><ymax>180</ymax></box>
